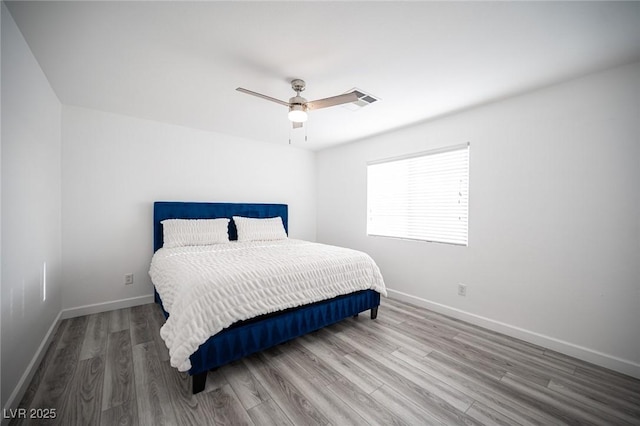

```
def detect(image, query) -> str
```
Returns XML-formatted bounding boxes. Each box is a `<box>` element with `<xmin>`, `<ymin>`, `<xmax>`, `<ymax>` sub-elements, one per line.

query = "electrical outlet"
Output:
<box><xmin>124</xmin><ymin>273</ymin><xmax>134</xmax><ymax>285</ymax></box>
<box><xmin>458</xmin><ymin>283</ymin><xmax>467</xmax><ymax>296</ymax></box>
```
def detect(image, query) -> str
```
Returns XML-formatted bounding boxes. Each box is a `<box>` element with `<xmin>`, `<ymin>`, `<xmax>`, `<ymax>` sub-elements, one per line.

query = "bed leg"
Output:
<box><xmin>370</xmin><ymin>307</ymin><xmax>378</xmax><ymax>320</ymax></box>
<box><xmin>353</xmin><ymin>313</ymin><xmax>359</xmax><ymax>318</ymax></box>
<box><xmin>192</xmin><ymin>372</ymin><xmax>207</xmax><ymax>394</ymax></box>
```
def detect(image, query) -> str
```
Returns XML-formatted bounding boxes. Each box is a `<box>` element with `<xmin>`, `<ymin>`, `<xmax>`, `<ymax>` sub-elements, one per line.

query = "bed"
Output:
<box><xmin>150</xmin><ymin>201</ymin><xmax>385</xmax><ymax>394</ymax></box>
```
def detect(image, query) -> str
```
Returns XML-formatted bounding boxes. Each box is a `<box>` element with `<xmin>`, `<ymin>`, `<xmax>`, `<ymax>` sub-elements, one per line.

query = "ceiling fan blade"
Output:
<box><xmin>292</xmin><ymin>121</ymin><xmax>303</xmax><ymax>129</ymax></box>
<box><xmin>236</xmin><ymin>87</ymin><xmax>290</xmax><ymax>107</ymax></box>
<box><xmin>306</xmin><ymin>91</ymin><xmax>359</xmax><ymax>110</ymax></box>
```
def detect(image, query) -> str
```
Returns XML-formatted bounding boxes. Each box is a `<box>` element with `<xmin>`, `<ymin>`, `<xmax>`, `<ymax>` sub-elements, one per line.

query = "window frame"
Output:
<box><xmin>366</xmin><ymin>143</ymin><xmax>470</xmax><ymax>246</ymax></box>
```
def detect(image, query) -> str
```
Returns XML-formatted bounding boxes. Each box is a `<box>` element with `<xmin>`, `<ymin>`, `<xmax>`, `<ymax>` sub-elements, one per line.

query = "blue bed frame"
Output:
<box><xmin>152</xmin><ymin>201</ymin><xmax>381</xmax><ymax>393</ymax></box>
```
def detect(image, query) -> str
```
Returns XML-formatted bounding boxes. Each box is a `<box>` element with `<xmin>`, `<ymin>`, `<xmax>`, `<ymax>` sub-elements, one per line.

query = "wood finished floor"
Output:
<box><xmin>11</xmin><ymin>298</ymin><xmax>640</xmax><ymax>425</ymax></box>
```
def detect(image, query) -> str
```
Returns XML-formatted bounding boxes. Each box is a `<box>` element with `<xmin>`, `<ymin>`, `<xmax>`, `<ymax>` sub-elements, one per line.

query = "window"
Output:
<box><xmin>367</xmin><ymin>143</ymin><xmax>470</xmax><ymax>245</ymax></box>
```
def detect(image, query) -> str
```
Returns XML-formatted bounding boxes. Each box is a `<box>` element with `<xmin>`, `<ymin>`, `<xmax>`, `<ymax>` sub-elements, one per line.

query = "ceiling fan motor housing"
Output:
<box><xmin>291</xmin><ymin>79</ymin><xmax>306</xmax><ymax>93</ymax></box>
<box><xmin>289</xmin><ymin>95</ymin><xmax>307</xmax><ymax>107</ymax></box>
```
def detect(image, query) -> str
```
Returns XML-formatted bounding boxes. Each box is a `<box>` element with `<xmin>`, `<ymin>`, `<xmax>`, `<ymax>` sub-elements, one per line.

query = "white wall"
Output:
<box><xmin>317</xmin><ymin>62</ymin><xmax>640</xmax><ymax>377</ymax></box>
<box><xmin>61</xmin><ymin>106</ymin><xmax>316</xmax><ymax>310</ymax></box>
<box><xmin>1</xmin><ymin>3</ymin><xmax>63</xmax><ymax>408</ymax></box>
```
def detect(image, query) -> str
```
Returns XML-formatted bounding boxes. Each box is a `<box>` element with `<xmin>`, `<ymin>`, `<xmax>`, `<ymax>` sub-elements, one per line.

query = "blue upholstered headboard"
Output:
<box><xmin>153</xmin><ymin>201</ymin><xmax>289</xmax><ymax>252</ymax></box>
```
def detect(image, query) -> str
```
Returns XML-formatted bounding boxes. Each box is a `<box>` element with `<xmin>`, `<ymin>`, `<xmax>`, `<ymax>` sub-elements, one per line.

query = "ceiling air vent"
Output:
<box><xmin>343</xmin><ymin>88</ymin><xmax>379</xmax><ymax>111</ymax></box>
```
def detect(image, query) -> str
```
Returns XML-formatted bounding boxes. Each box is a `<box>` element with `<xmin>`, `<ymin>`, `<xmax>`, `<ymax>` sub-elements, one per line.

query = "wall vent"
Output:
<box><xmin>343</xmin><ymin>88</ymin><xmax>379</xmax><ymax>111</ymax></box>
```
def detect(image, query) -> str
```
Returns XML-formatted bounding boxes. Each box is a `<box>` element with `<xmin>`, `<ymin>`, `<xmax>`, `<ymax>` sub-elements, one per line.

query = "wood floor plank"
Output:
<box><xmin>556</xmin><ymin>366</ymin><xmax>640</xmax><ymax>407</ymax></box>
<box><xmin>381</xmin><ymin>298</ymin><xmax>429</xmax><ymax>319</ymax></box>
<box><xmin>501</xmin><ymin>372</ymin><xmax>631</xmax><ymax>425</ymax></box>
<box><xmin>495</xmin><ymin>342</ymin><xmax>640</xmax><ymax>409</ymax></box>
<box><xmin>547</xmin><ymin>378</ymin><xmax>640</xmax><ymax>424</ymax></box>
<box><xmin>204</xmin><ymin>368</ymin><xmax>231</xmax><ymax>393</ymax></box>
<box><xmin>423</xmin><ymin>307</ymin><xmax>548</xmax><ymax>357</ymax></box>
<box><xmin>109</xmin><ymin>307</ymin><xmax>131</xmax><ymax>333</ymax></box>
<box><xmin>369</xmin><ymin>384</ymin><xmax>445</xmax><ymax>425</ymax></box>
<box><xmin>486</xmin><ymin>340</ymin><xmax>640</xmax><ymax>410</ymax></box>
<box><xmin>393</xmin><ymin>349</ymin><xmax>556</xmax><ymax>426</ymax></box>
<box><xmin>424</xmin><ymin>350</ymin><xmax>567</xmax><ymax>425</ymax></box>
<box><xmin>80</xmin><ymin>312</ymin><xmax>110</xmax><ymax>360</ymax></box>
<box><xmin>401</xmin><ymin>319</ymin><xmax>558</xmax><ymax>388</ymax></box>
<box><xmin>100</xmin><ymin>399</ymin><xmax>139</xmax><ymax>426</ymax></box>
<box><xmin>387</xmin><ymin>320</ymin><xmax>509</xmax><ymax>380</ymax></box>
<box><xmin>344</xmin><ymin>350</ymin><xmax>481</xmax><ymax>425</ymax></box>
<box><xmin>312</xmin><ymin>326</ymin><xmax>358</xmax><ymax>355</ymax></box>
<box><xmin>543</xmin><ymin>347</ymin><xmax>639</xmax><ymax>387</ymax></box>
<box><xmin>102</xmin><ymin>330</ymin><xmax>135</xmax><ymax>411</ymax></box>
<box><xmin>132</xmin><ymin>342</ymin><xmax>177</xmax><ymax>426</ymax></box>
<box><xmin>56</xmin><ymin>316</ymin><xmax>89</xmax><ymax>349</ymax></box>
<box><xmin>130</xmin><ymin>305</ymin><xmax>153</xmax><ymax>346</ymax></box>
<box><xmin>206</xmin><ymin>383</ymin><xmax>255</xmax><ymax>426</ymax></box>
<box><xmin>158</xmin><ymin>359</ymin><xmax>232</xmax><ymax>425</ymax></box>
<box><xmin>340</xmin><ymin>333</ymin><xmax>476</xmax><ymax>413</ymax></box>
<box><xmin>284</xmin><ymin>340</ymin><xmax>342</xmax><ymax>386</ymax></box>
<box><xmin>551</xmin><ymin>373</ymin><xmax>640</xmax><ymax>415</ymax></box>
<box><xmin>269</xmin><ymin>356</ymin><xmax>369</xmax><ymax>425</ymax></box>
<box><xmin>297</xmin><ymin>334</ymin><xmax>383</xmax><ymax>394</ymax></box>
<box><xmin>159</xmin><ymin>362</ymin><xmax>210</xmax><ymax>426</ymax></box>
<box><xmin>333</xmin><ymin>319</ymin><xmax>400</xmax><ymax>354</ymax></box>
<box><xmin>402</xmin><ymin>316</ymin><xmax>463</xmax><ymax>340</ymax></box>
<box><xmin>247</xmin><ymin>399</ymin><xmax>294</xmax><ymax>426</ymax></box>
<box><xmin>222</xmin><ymin>360</ymin><xmax>271</xmax><ymax>410</ymax></box>
<box><xmin>455</xmin><ymin>332</ymin><xmax>576</xmax><ymax>374</ymax></box>
<box><xmin>57</xmin><ymin>355</ymin><xmax>105</xmax><ymax>425</ymax></box>
<box><xmin>350</xmin><ymin>315</ymin><xmax>435</xmax><ymax>357</ymax></box>
<box><xmin>447</xmin><ymin>334</ymin><xmax>557</xmax><ymax>387</ymax></box>
<box><xmin>466</xmin><ymin>401</ymin><xmax>524</xmax><ymax>426</ymax></box>
<box><xmin>27</xmin><ymin>317</ymin><xmax>87</xmax><ymax>413</ymax></box>
<box><xmin>242</xmin><ymin>354</ymin><xmax>328</xmax><ymax>425</ymax></box>
<box><xmin>327</xmin><ymin>376</ymin><xmax>411</xmax><ymax>426</ymax></box>
<box><xmin>336</xmin><ymin>327</ymin><xmax>475</xmax><ymax>412</ymax></box>
<box><xmin>574</xmin><ymin>364</ymin><xmax>640</xmax><ymax>395</ymax></box>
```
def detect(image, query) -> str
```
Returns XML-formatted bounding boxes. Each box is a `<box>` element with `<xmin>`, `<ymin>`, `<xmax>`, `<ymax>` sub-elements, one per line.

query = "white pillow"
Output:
<box><xmin>233</xmin><ymin>216</ymin><xmax>287</xmax><ymax>241</ymax></box>
<box><xmin>161</xmin><ymin>218</ymin><xmax>230</xmax><ymax>248</ymax></box>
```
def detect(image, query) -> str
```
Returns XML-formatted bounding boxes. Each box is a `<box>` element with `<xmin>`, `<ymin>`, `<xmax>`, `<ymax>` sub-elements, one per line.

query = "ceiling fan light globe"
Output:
<box><xmin>288</xmin><ymin>106</ymin><xmax>308</xmax><ymax>122</ymax></box>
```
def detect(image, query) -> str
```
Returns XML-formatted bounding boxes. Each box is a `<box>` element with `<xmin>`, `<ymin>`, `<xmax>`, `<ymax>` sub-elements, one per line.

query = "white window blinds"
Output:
<box><xmin>367</xmin><ymin>144</ymin><xmax>470</xmax><ymax>246</ymax></box>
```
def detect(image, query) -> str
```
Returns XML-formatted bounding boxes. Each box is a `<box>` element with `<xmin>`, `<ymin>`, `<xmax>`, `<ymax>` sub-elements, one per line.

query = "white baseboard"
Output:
<box><xmin>3</xmin><ymin>294</ymin><xmax>154</xmax><ymax>421</ymax></box>
<box><xmin>386</xmin><ymin>288</ymin><xmax>640</xmax><ymax>380</ymax></box>
<box><xmin>60</xmin><ymin>294</ymin><xmax>154</xmax><ymax>319</ymax></box>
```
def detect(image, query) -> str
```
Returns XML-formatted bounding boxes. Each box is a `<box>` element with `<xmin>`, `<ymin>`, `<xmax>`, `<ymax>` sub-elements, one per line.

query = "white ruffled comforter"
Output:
<box><xmin>149</xmin><ymin>239</ymin><xmax>387</xmax><ymax>371</ymax></box>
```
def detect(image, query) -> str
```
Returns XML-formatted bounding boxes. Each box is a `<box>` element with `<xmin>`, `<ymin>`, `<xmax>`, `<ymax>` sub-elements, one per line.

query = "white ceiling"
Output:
<box><xmin>5</xmin><ymin>1</ymin><xmax>640</xmax><ymax>150</ymax></box>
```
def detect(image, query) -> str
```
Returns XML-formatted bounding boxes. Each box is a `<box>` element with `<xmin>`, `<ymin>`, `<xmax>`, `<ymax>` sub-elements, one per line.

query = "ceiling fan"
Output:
<box><xmin>236</xmin><ymin>79</ymin><xmax>360</xmax><ymax>128</ymax></box>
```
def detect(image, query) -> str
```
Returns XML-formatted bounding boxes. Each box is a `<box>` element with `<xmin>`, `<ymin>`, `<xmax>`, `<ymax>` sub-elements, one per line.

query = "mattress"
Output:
<box><xmin>149</xmin><ymin>239</ymin><xmax>387</xmax><ymax>371</ymax></box>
